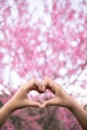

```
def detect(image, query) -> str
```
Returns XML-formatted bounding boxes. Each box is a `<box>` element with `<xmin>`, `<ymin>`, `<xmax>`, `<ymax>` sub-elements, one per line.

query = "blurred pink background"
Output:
<box><xmin>0</xmin><ymin>0</ymin><xmax>87</xmax><ymax>130</ymax></box>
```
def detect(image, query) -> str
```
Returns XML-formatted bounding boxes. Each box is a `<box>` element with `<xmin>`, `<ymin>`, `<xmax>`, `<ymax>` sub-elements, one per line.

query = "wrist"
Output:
<box><xmin>67</xmin><ymin>96</ymin><xmax>79</xmax><ymax>111</ymax></box>
<box><xmin>3</xmin><ymin>99</ymin><xmax>16</xmax><ymax>114</ymax></box>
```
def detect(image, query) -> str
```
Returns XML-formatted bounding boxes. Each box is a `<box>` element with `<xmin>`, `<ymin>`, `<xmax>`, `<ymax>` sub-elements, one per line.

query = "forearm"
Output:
<box><xmin>68</xmin><ymin>97</ymin><xmax>87</xmax><ymax>130</ymax></box>
<box><xmin>0</xmin><ymin>100</ymin><xmax>14</xmax><ymax>128</ymax></box>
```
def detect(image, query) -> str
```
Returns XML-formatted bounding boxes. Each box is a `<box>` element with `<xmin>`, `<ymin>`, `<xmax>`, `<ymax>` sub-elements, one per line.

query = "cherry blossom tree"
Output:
<box><xmin>0</xmin><ymin>0</ymin><xmax>87</xmax><ymax>130</ymax></box>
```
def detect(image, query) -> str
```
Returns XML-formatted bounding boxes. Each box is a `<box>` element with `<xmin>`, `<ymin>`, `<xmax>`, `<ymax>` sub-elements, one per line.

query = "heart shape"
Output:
<box><xmin>29</xmin><ymin>88</ymin><xmax>54</xmax><ymax>104</ymax></box>
<box><xmin>28</xmin><ymin>77</ymin><xmax>70</xmax><ymax>109</ymax></box>
<box><xmin>12</xmin><ymin>77</ymin><xmax>70</xmax><ymax>111</ymax></box>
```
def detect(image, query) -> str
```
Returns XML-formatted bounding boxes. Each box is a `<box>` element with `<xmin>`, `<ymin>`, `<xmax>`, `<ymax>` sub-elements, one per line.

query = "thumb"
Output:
<box><xmin>41</xmin><ymin>98</ymin><xmax>55</xmax><ymax>108</ymax></box>
<box><xmin>27</xmin><ymin>100</ymin><xmax>42</xmax><ymax>108</ymax></box>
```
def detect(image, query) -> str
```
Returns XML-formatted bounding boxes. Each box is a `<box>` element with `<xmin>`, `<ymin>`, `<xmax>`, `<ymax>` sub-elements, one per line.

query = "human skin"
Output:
<box><xmin>0</xmin><ymin>78</ymin><xmax>42</xmax><ymax>128</ymax></box>
<box><xmin>41</xmin><ymin>77</ymin><xmax>87</xmax><ymax>130</ymax></box>
<box><xmin>0</xmin><ymin>77</ymin><xmax>87</xmax><ymax>130</ymax></box>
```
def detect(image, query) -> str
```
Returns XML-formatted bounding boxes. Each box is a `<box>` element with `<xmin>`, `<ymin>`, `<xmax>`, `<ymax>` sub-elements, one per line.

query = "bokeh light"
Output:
<box><xmin>0</xmin><ymin>0</ymin><xmax>87</xmax><ymax>130</ymax></box>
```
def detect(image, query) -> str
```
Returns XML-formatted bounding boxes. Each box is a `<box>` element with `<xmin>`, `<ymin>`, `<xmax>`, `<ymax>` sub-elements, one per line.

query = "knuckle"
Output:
<box><xmin>32</xmin><ymin>78</ymin><xmax>38</xmax><ymax>86</ymax></box>
<box><xmin>43</xmin><ymin>77</ymin><xmax>50</xmax><ymax>86</ymax></box>
<box><xmin>31</xmin><ymin>78</ymin><xmax>37</xmax><ymax>84</ymax></box>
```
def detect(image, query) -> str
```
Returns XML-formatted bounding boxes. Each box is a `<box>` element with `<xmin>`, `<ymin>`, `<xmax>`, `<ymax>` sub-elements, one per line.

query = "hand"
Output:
<box><xmin>41</xmin><ymin>77</ymin><xmax>72</xmax><ymax>108</ymax></box>
<box><xmin>9</xmin><ymin>78</ymin><xmax>42</xmax><ymax>111</ymax></box>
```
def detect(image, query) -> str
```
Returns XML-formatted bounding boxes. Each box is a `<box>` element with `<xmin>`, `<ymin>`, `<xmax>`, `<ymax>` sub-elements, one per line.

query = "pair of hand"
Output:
<box><xmin>10</xmin><ymin>77</ymin><xmax>72</xmax><ymax>111</ymax></box>
<box><xmin>1</xmin><ymin>78</ymin><xmax>87</xmax><ymax>130</ymax></box>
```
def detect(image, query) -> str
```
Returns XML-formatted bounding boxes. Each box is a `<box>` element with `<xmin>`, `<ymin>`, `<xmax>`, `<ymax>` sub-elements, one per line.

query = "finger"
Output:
<box><xmin>25</xmin><ymin>78</ymin><xmax>40</xmax><ymax>91</ymax></box>
<box><xmin>42</xmin><ymin>77</ymin><xmax>56</xmax><ymax>94</ymax></box>
<box><xmin>33</xmin><ymin>83</ymin><xmax>43</xmax><ymax>93</ymax></box>
<box><xmin>37</xmin><ymin>83</ymin><xmax>43</xmax><ymax>92</ymax></box>
<box><xmin>34</xmin><ymin>81</ymin><xmax>44</xmax><ymax>93</ymax></box>
<box><xmin>41</xmin><ymin>84</ymin><xmax>46</xmax><ymax>92</ymax></box>
<box><xmin>27</xmin><ymin>100</ymin><xmax>42</xmax><ymax>108</ymax></box>
<box><xmin>40</xmin><ymin>77</ymin><xmax>47</xmax><ymax>92</ymax></box>
<box><xmin>41</xmin><ymin>98</ymin><xmax>56</xmax><ymax>108</ymax></box>
<box><xmin>32</xmin><ymin>85</ymin><xmax>42</xmax><ymax>93</ymax></box>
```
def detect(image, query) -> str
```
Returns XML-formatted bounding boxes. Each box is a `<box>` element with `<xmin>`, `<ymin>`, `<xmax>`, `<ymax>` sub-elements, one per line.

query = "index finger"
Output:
<box><xmin>23</xmin><ymin>78</ymin><xmax>41</xmax><ymax>92</ymax></box>
<box><xmin>42</xmin><ymin>77</ymin><xmax>57</xmax><ymax>94</ymax></box>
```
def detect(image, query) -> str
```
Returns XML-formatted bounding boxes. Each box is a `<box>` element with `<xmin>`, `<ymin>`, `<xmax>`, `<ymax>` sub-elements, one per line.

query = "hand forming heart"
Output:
<box><xmin>1</xmin><ymin>77</ymin><xmax>86</xmax><ymax>130</ymax></box>
<box><xmin>10</xmin><ymin>77</ymin><xmax>72</xmax><ymax>112</ymax></box>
